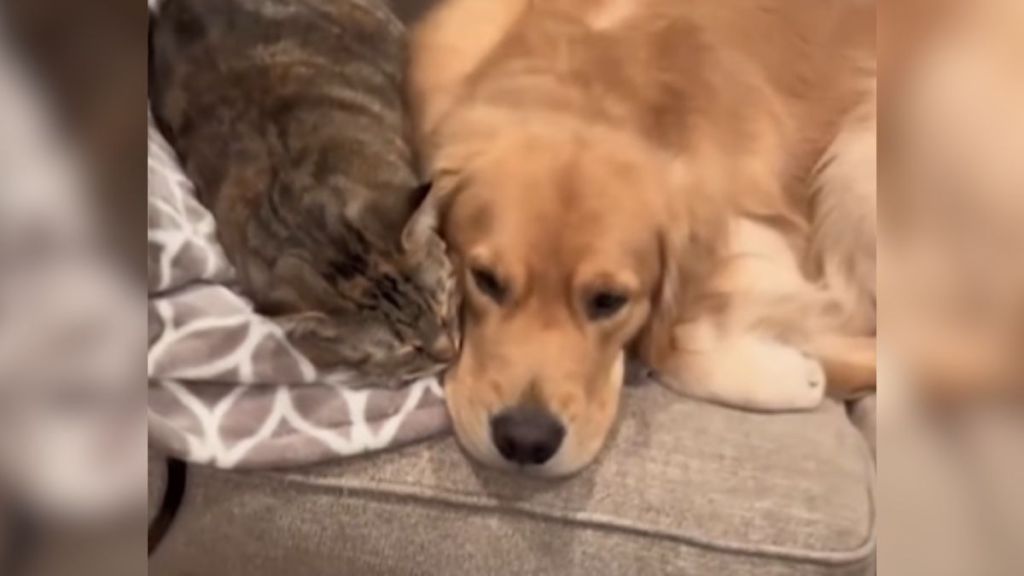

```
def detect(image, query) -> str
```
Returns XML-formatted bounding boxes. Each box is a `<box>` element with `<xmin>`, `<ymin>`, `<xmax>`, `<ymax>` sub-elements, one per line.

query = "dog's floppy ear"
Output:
<box><xmin>634</xmin><ymin>227</ymin><xmax>682</xmax><ymax>369</ymax></box>
<box><xmin>634</xmin><ymin>199</ymin><xmax>723</xmax><ymax>372</ymax></box>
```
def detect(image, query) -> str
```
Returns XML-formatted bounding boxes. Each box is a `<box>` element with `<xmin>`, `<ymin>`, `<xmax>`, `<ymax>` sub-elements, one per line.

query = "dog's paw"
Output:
<box><xmin>792</xmin><ymin>350</ymin><xmax>828</xmax><ymax>409</ymax></box>
<box><xmin>735</xmin><ymin>339</ymin><xmax>826</xmax><ymax>411</ymax></box>
<box><xmin>663</xmin><ymin>335</ymin><xmax>827</xmax><ymax>412</ymax></box>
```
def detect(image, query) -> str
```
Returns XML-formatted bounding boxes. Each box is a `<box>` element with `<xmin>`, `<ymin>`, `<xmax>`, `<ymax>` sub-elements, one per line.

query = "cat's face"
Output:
<box><xmin>267</xmin><ymin>228</ymin><xmax>460</xmax><ymax>383</ymax></box>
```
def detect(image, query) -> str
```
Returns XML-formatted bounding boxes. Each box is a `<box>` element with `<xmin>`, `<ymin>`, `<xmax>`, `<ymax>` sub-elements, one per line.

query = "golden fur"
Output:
<box><xmin>408</xmin><ymin>0</ymin><xmax>877</xmax><ymax>475</ymax></box>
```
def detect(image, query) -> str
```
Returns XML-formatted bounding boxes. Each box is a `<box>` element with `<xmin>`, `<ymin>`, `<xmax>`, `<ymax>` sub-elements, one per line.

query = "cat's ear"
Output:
<box><xmin>407</xmin><ymin>180</ymin><xmax>433</xmax><ymax>214</ymax></box>
<box><xmin>401</xmin><ymin>171</ymin><xmax>461</xmax><ymax>254</ymax></box>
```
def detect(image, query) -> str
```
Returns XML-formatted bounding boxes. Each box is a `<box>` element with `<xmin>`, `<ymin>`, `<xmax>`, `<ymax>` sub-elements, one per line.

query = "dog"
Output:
<box><xmin>405</xmin><ymin>0</ymin><xmax>877</xmax><ymax>475</ymax></box>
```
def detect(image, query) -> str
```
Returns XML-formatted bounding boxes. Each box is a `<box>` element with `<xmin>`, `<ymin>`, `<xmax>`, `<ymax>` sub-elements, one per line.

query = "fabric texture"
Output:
<box><xmin>150</xmin><ymin>383</ymin><xmax>876</xmax><ymax>576</ymax></box>
<box><xmin>146</xmin><ymin>76</ymin><xmax>451</xmax><ymax>468</ymax></box>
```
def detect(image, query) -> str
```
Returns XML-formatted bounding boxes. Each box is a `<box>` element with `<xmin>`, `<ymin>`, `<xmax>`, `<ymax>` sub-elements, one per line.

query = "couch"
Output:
<box><xmin>148</xmin><ymin>383</ymin><xmax>875</xmax><ymax>576</ymax></box>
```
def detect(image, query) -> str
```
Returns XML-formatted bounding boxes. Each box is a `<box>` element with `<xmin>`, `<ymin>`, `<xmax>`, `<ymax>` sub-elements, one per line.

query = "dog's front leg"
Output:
<box><xmin>653</xmin><ymin>317</ymin><xmax>827</xmax><ymax>412</ymax></box>
<box><xmin>647</xmin><ymin>217</ymin><xmax>831</xmax><ymax>411</ymax></box>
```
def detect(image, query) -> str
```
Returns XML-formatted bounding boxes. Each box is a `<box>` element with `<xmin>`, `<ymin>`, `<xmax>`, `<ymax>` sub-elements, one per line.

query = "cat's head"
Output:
<box><xmin>262</xmin><ymin>184</ymin><xmax>460</xmax><ymax>382</ymax></box>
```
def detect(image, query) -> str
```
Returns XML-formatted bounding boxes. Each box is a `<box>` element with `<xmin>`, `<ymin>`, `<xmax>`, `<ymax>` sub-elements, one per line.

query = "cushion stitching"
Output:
<box><xmin>270</xmin><ymin>468</ymin><xmax>875</xmax><ymax>566</ymax></box>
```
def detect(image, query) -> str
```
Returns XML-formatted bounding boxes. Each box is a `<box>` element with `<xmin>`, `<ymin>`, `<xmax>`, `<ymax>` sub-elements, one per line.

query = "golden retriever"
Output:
<box><xmin>404</xmin><ymin>0</ymin><xmax>877</xmax><ymax>475</ymax></box>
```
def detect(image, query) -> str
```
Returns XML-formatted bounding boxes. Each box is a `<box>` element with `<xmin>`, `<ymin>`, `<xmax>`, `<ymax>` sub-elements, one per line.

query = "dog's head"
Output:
<box><xmin>409</xmin><ymin>115</ymin><xmax>704</xmax><ymax>476</ymax></box>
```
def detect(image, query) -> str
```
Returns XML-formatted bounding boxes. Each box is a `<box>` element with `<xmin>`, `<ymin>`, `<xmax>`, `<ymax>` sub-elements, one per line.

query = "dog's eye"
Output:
<box><xmin>470</xmin><ymin>267</ymin><xmax>507</xmax><ymax>303</ymax></box>
<box><xmin>586</xmin><ymin>292</ymin><xmax>628</xmax><ymax>320</ymax></box>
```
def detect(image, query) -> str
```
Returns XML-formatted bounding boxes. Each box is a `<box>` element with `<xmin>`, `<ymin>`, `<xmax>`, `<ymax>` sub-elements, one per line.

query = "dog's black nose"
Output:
<box><xmin>490</xmin><ymin>407</ymin><xmax>565</xmax><ymax>465</ymax></box>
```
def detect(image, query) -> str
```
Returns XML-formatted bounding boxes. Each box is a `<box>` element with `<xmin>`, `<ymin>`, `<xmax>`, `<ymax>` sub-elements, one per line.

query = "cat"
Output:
<box><xmin>149</xmin><ymin>0</ymin><xmax>459</xmax><ymax>382</ymax></box>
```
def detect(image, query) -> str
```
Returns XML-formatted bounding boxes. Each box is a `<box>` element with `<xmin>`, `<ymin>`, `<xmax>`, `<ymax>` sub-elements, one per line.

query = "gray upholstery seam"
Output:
<box><xmin>270</xmin><ymin>466</ymin><xmax>875</xmax><ymax>567</ymax></box>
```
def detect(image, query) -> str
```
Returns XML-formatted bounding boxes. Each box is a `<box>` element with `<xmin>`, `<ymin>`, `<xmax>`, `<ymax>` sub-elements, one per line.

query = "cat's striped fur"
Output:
<box><xmin>150</xmin><ymin>0</ymin><xmax>458</xmax><ymax>381</ymax></box>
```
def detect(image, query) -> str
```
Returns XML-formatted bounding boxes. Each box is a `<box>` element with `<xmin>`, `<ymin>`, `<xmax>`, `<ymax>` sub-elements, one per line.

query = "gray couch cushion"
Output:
<box><xmin>150</xmin><ymin>383</ymin><xmax>874</xmax><ymax>576</ymax></box>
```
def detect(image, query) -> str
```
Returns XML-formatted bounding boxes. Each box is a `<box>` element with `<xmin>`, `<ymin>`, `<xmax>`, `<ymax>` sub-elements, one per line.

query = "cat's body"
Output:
<box><xmin>150</xmin><ymin>0</ymin><xmax>458</xmax><ymax>381</ymax></box>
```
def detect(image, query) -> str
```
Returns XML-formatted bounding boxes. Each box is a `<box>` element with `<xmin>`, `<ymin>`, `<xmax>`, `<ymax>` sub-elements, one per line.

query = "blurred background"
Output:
<box><xmin>0</xmin><ymin>0</ymin><xmax>146</xmax><ymax>574</ymax></box>
<box><xmin>880</xmin><ymin>0</ymin><xmax>1024</xmax><ymax>574</ymax></box>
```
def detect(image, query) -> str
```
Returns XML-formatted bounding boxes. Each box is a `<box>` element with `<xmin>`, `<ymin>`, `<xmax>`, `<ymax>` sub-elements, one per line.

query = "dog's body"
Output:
<box><xmin>409</xmin><ymin>0</ymin><xmax>876</xmax><ymax>474</ymax></box>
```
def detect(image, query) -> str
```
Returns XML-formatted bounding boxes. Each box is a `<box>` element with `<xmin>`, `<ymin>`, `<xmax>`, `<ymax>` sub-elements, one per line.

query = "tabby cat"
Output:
<box><xmin>149</xmin><ymin>0</ymin><xmax>458</xmax><ymax>382</ymax></box>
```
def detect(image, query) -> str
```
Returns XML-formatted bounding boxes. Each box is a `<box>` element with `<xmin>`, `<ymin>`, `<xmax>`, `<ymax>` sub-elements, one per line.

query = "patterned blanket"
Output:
<box><xmin>147</xmin><ymin>115</ymin><xmax>451</xmax><ymax>468</ymax></box>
